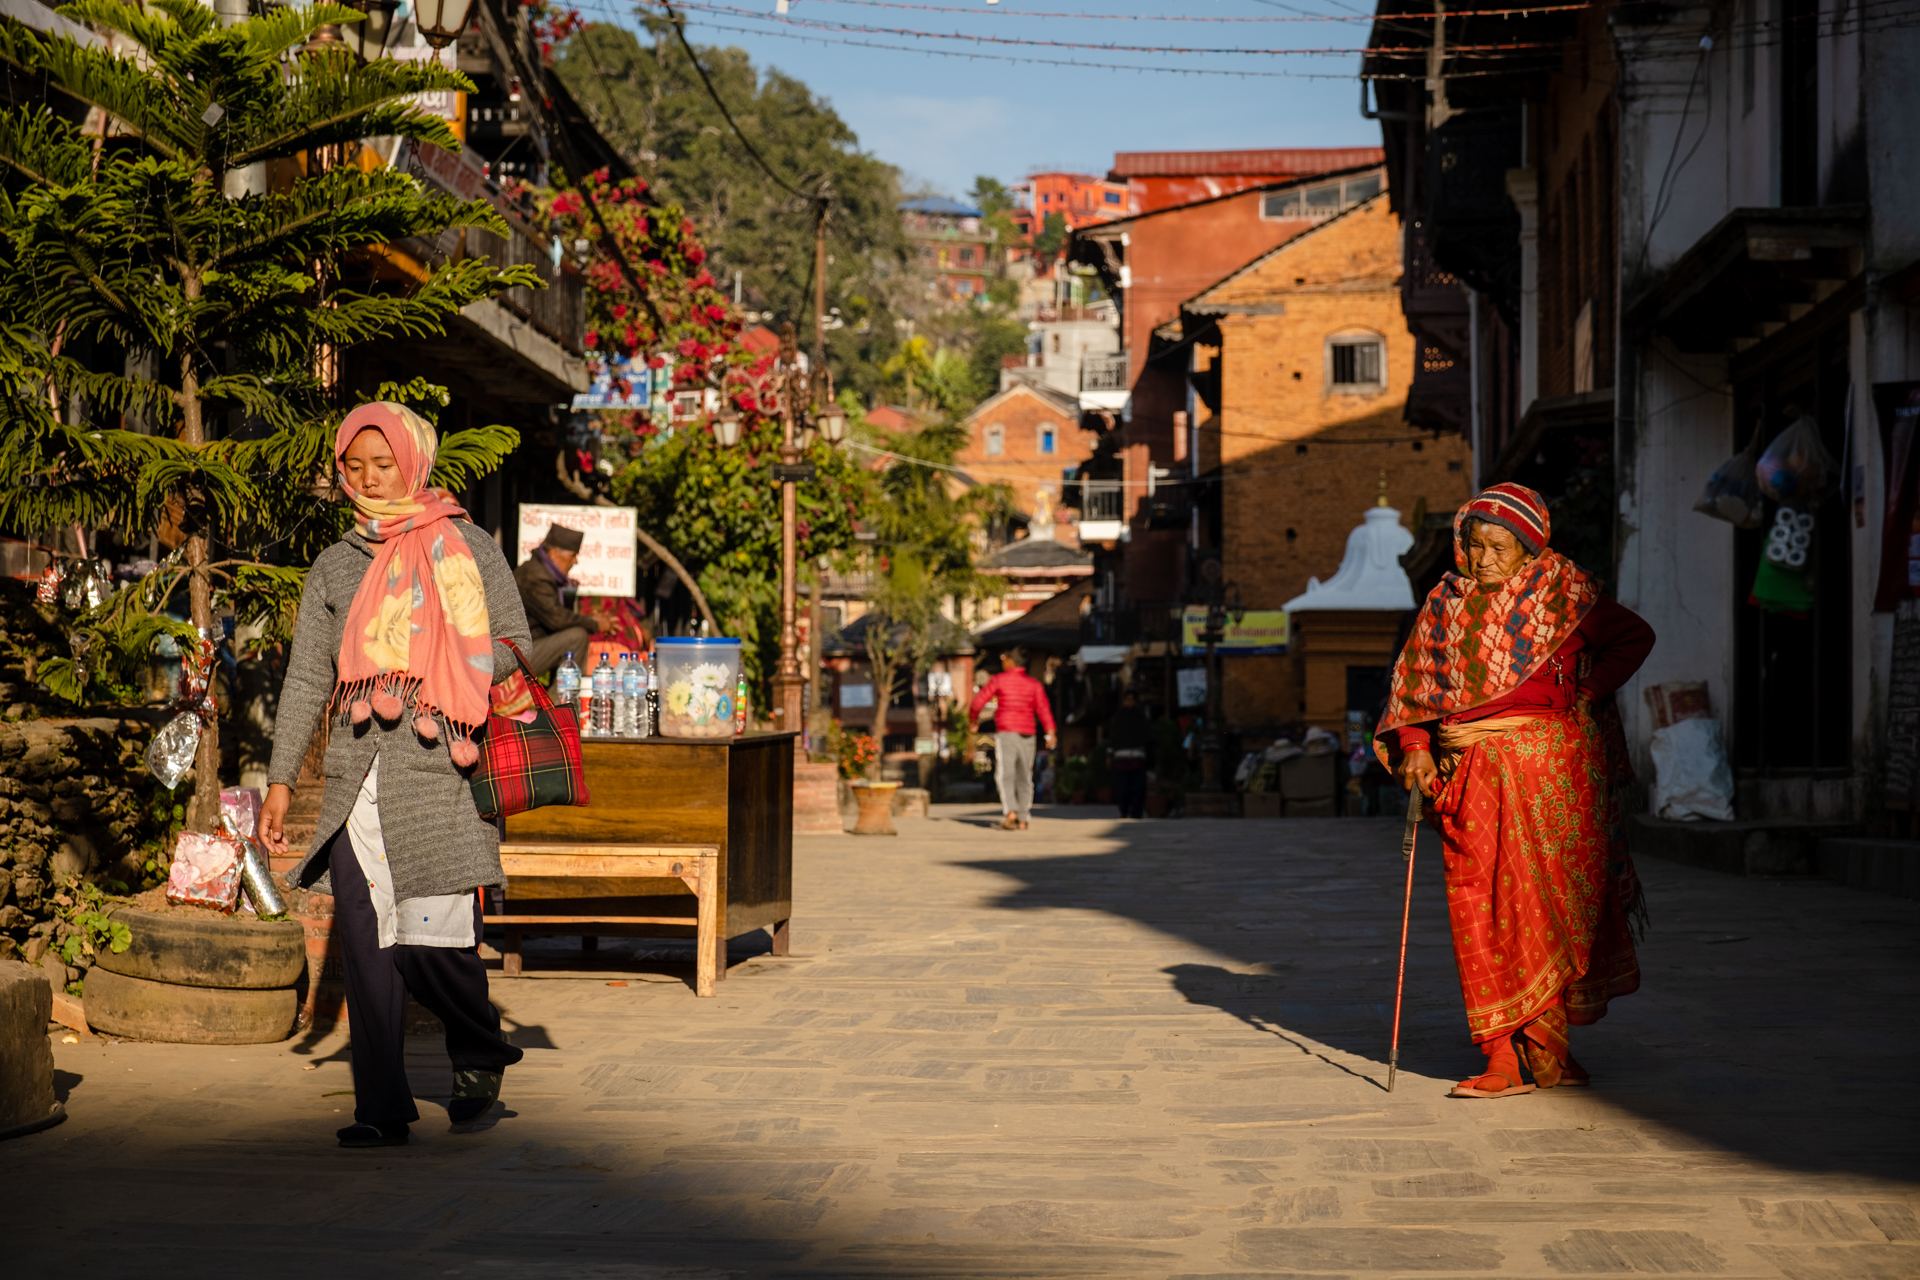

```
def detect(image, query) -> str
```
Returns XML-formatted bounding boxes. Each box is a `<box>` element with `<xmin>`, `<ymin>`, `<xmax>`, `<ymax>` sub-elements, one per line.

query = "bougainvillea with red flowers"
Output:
<box><xmin>522</xmin><ymin>0</ymin><xmax>586</xmax><ymax>64</ymax></box>
<box><xmin>519</xmin><ymin>170</ymin><xmax>871</xmax><ymax>706</ymax></box>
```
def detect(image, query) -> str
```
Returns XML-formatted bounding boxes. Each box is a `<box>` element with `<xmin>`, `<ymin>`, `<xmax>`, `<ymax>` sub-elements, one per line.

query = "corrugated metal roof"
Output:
<box><xmin>1109</xmin><ymin>148</ymin><xmax>1384</xmax><ymax>178</ymax></box>
<box><xmin>898</xmin><ymin>196</ymin><xmax>985</xmax><ymax>217</ymax></box>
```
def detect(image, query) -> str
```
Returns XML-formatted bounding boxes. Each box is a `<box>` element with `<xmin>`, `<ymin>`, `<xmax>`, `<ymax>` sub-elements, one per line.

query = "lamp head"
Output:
<box><xmin>714</xmin><ymin>408</ymin><xmax>743</xmax><ymax>448</ymax></box>
<box><xmin>816</xmin><ymin>405</ymin><xmax>848</xmax><ymax>445</ymax></box>
<box><xmin>415</xmin><ymin>0</ymin><xmax>477</xmax><ymax>50</ymax></box>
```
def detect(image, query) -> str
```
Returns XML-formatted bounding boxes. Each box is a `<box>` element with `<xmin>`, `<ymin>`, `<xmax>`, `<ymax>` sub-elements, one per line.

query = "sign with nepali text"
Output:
<box><xmin>515</xmin><ymin>504</ymin><xmax>637</xmax><ymax>598</ymax></box>
<box><xmin>1180</xmin><ymin>608</ymin><xmax>1289</xmax><ymax>656</ymax></box>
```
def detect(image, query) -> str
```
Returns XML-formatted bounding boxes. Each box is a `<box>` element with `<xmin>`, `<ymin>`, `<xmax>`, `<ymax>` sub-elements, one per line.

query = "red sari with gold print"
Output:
<box><xmin>1426</xmin><ymin>705</ymin><xmax>1644</xmax><ymax>1062</ymax></box>
<box><xmin>1377</xmin><ymin>484</ymin><xmax>1653</xmax><ymax>1066</ymax></box>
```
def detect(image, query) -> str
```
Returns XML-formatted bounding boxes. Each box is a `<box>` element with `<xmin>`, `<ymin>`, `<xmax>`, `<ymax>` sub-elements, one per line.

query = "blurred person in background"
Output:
<box><xmin>967</xmin><ymin>648</ymin><xmax>1056</xmax><ymax>830</ymax></box>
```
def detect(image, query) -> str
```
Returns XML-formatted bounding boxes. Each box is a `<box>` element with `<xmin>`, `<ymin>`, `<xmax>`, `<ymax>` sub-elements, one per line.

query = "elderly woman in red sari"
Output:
<box><xmin>1377</xmin><ymin>483</ymin><xmax>1654</xmax><ymax>1098</ymax></box>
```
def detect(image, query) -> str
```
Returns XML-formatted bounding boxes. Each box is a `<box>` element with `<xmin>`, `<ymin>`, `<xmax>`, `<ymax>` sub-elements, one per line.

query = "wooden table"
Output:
<box><xmin>490</xmin><ymin>732</ymin><xmax>795</xmax><ymax>996</ymax></box>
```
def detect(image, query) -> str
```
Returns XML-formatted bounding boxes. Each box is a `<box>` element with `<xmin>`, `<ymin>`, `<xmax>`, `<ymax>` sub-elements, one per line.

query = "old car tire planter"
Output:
<box><xmin>86</xmin><ymin>907</ymin><xmax>303</xmax><ymax>1043</ymax></box>
<box><xmin>84</xmin><ymin>967</ymin><xmax>298</xmax><ymax>1045</ymax></box>
<box><xmin>94</xmin><ymin>907</ymin><xmax>304</xmax><ymax>989</ymax></box>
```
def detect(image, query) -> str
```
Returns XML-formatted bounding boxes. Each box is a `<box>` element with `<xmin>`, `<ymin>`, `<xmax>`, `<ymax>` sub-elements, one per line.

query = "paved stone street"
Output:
<box><xmin>4</xmin><ymin>806</ymin><xmax>1918</xmax><ymax>1278</ymax></box>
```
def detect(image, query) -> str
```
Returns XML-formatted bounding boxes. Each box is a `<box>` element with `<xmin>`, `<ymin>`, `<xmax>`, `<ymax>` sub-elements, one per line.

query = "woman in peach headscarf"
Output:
<box><xmin>260</xmin><ymin>403</ymin><xmax>531</xmax><ymax>1148</ymax></box>
<box><xmin>1377</xmin><ymin>483</ymin><xmax>1654</xmax><ymax>1099</ymax></box>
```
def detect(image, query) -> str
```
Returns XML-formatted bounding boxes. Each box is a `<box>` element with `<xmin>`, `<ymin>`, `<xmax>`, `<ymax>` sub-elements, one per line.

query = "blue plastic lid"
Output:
<box><xmin>656</xmin><ymin>636</ymin><xmax>741</xmax><ymax>646</ymax></box>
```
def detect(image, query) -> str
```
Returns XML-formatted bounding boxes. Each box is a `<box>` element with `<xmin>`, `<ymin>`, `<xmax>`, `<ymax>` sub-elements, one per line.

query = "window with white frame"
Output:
<box><xmin>1326</xmin><ymin>331</ymin><xmax>1387</xmax><ymax>393</ymax></box>
<box><xmin>985</xmin><ymin>423</ymin><xmax>1005</xmax><ymax>456</ymax></box>
<box><xmin>1262</xmin><ymin>171</ymin><xmax>1386</xmax><ymax>221</ymax></box>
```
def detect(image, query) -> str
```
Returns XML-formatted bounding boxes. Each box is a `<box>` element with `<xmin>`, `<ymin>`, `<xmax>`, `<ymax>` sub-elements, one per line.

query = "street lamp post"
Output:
<box><xmin>1194</xmin><ymin>567</ymin><xmax>1246</xmax><ymax>793</ymax></box>
<box><xmin>717</xmin><ymin>322</ymin><xmax>846</xmax><ymax>736</ymax></box>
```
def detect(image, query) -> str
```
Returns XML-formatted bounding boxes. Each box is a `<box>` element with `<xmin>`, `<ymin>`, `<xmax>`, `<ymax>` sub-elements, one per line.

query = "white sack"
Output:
<box><xmin>1649</xmin><ymin>718</ymin><xmax>1736</xmax><ymax>821</ymax></box>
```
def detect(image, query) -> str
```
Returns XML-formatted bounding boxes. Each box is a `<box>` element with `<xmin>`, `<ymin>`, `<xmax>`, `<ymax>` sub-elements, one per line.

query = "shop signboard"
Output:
<box><xmin>516</xmin><ymin>504</ymin><xmax>637</xmax><ymax>597</ymax></box>
<box><xmin>572</xmin><ymin>354</ymin><xmax>650</xmax><ymax>410</ymax></box>
<box><xmin>1180</xmin><ymin>608</ymin><xmax>1289</xmax><ymax>656</ymax></box>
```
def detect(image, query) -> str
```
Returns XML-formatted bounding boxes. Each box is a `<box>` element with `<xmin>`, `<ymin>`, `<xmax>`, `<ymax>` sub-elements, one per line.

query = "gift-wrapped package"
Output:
<box><xmin>165</xmin><ymin>831</ymin><xmax>245</xmax><ymax>913</ymax></box>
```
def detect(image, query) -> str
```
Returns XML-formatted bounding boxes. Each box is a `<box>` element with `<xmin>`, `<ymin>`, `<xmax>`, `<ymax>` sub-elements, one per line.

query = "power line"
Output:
<box><xmin>655</xmin><ymin>2</ymin><xmax>820</xmax><ymax>204</ymax></box>
<box><xmin>656</xmin><ymin>1</ymin><xmax>1563</xmax><ymax>55</ymax></box>
<box><xmin>621</xmin><ymin>12</ymin><xmax>1368</xmax><ymax>77</ymax></box>
<box><xmin>757</xmin><ymin>0</ymin><xmax>1595</xmax><ymax>23</ymax></box>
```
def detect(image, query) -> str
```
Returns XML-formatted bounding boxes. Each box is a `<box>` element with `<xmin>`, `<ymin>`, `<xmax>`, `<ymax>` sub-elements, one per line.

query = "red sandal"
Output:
<box><xmin>1450</xmin><ymin>1034</ymin><xmax>1536</xmax><ymax>1099</ymax></box>
<box><xmin>1521</xmin><ymin>1039</ymin><xmax>1591</xmax><ymax>1088</ymax></box>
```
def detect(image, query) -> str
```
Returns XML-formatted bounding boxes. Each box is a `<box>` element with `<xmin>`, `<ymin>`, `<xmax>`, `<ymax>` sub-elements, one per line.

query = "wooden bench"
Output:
<box><xmin>489</xmin><ymin>733</ymin><xmax>794</xmax><ymax>996</ymax></box>
<box><xmin>488</xmin><ymin>842</ymin><xmax>724</xmax><ymax>994</ymax></box>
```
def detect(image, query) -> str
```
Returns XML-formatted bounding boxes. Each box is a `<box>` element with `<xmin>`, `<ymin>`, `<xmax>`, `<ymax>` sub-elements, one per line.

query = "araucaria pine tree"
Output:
<box><xmin>0</xmin><ymin>1</ymin><xmax>541</xmax><ymax>829</ymax></box>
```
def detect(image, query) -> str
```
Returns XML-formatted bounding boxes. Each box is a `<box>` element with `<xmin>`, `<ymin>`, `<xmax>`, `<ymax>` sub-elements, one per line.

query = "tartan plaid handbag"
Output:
<box><xmin>469</xmin><ymin>638</ymin><xmax>590</xmax><ymax>821</ymax></box>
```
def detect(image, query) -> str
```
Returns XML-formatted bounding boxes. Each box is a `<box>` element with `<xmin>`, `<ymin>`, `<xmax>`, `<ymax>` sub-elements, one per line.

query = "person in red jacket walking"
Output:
<box><xmin>968</xmin><ymin>649</ymin><xmax>1057</xmax><ymax>830</ymax></box>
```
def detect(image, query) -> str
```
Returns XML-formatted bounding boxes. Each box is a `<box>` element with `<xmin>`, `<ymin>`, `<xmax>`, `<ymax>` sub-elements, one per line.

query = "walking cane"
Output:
<box><xmin>1387</xmin><ymin>785</ymin><xmax>1423</xmax><ymax>1093</ymax></box>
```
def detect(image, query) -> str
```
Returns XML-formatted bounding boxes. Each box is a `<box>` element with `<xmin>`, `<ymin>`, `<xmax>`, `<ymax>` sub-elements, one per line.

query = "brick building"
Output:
<box><xmin>899</xmin><ymin>196</ymin><xmax>998</xmax><ymax>302</ymax></box>
<box><xmin>1111</xmin><ymin>148</ymin><xmax>1386</xmax><ymax>216</ymax></box>
<box><xmin>955</xmin><ymin>381</ymin><xmax>1094</xmax><ymax>528</ymax></box>
<box><xmin>1170</xmin><ymin>196</ymin><xmax>1473</xmax><ymax>726</ymax></box>
<box><xmin>1010</xmin><ymin>171</ymin><xmax>1135</xmax><ymax>242</ymax></box>
<box><xmin>1069</xmin><ymin>161</ymin><xmax>1394</xmax><ymax>616</ymax></box>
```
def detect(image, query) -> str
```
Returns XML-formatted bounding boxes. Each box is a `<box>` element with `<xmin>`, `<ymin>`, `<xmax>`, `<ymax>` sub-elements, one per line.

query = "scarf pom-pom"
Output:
<box><xmin>413</xmin><ymin>713</ymin><xmax>440</xmax><ymax>741</ymax></box>
<box><xmin>371</xmin><ymin>688</ymin><xmax>404</xmax><ymax>721</ymax></box>
<box><xmin>449</xmin><ymin>737</ymin><xmax>480</xmax><ymax>768</ymax></box>
<box><xmin>349</xmin><ymin>698</ymin><xmax>371</xmax><ymax>724</ymax></box>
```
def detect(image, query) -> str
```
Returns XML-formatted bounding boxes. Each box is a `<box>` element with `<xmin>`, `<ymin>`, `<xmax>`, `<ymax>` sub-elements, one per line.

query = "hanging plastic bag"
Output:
<box><xmin>1756</xmin><ymin>414</ymin><xmax>1838</xmax><ymax>505</ymax></box>
<box><xmin>1694</xmin><ymin>435</ymin><xmax>1765</xmax><ymax>528</ymax></box>
<box><xmin>1750</xmin><ymin>506</ymin><xmax>1817</xmax><ymax>614</ymax></box>
<box><xmin>219</xmin><ymin>786</ymin><xmax>262</xmax><ymax>839</ymax></box>
<box><xmin>144</xmin><ymin>711</ymin><xmax>203</xmax><ymax>789</ymax></box>
<box><xmin>1649</xmin><ymin>718</ymin><xmax>1736</xmax><ymax>821</ymax></box>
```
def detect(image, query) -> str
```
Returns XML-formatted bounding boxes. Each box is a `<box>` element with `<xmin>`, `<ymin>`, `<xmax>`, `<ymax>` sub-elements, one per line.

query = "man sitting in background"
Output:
<box><xmin>513</xmin><ymin>524</ymin><xmax>595</xmax><ymax>679</ymax></box>
<box><xmin>968</xmin><ymin>648</ymin><xmax>1056</xmax><ymax>831</ymax></box>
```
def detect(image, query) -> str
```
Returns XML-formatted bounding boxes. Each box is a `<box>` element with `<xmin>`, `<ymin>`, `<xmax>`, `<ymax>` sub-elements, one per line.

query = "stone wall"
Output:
<box><xmin>0</xmin><ymin>718</ymin><xmax>174</xmax><ymax>962</ymax></box>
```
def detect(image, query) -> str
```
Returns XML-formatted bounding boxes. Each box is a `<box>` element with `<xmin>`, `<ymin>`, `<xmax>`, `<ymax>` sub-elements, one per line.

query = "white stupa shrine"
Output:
<box><xmin>1282</xmin><ymin>481</ymin><xmax>1416</xmax><ymax>612</ymax></box>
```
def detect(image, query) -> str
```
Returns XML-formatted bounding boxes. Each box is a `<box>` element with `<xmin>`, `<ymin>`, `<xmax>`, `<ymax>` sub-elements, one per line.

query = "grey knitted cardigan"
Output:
<box><xmin>267</xmin><ymin>522</ymin><xmax>532</xmax><ymax>899</ymax></box>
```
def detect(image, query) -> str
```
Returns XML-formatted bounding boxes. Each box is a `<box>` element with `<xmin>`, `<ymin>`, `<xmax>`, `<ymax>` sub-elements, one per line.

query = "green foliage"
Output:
<box><xmin>826</xmin><ymin>721</ymin><xmax>878</xmax><ymax>781</ymax></box>
<box><xmin>861</xmin><ymin>420</ymin><xmax>1010</xmax><ymax>730</ymax></box>
<box><xmin>1056</xmin><ymin>753</ymin><xmax>1094</xmax><ymax>797</ymax></box>
<box><xmin>0</xmin><ymin>1</ymin><xmax>534</xmax><ymax>720</ymax></box>
<box><xmin>1032</xmin><ymin>212</ymin><xmax>1070</xmax><ymax>260</ymax></box>
<box><xmin>608</xmin><ymin>412</ymin><xmax>868</xmax><ymax>703</ymax></box>
<box><xmin>51</xmin><ymin>878</ymin><xmax>132</xmax><ymax>967</ymax></box>
<box><xmin>552</xmin><ymin>20</ymin><xmax>908</xmax><ymax>396</ymax></box>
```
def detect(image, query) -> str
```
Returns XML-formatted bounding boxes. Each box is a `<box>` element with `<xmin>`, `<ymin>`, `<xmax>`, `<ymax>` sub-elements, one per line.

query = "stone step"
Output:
<box><xmin>1627</xmin><ymin>813</ymin><xmax>1861</xmax><ymax>877</ymax></box>
<box><xmin>1817</xmin><ymin>836</ymin><xmax>1920</xmax><ymax>899</ymax></box>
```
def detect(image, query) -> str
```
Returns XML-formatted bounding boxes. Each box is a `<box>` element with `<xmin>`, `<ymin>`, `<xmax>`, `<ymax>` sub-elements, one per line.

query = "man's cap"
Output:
<box><xmin>542</xmin><ymin>524</ymin><xmax>585</xmax><ymax>554</ymax></box>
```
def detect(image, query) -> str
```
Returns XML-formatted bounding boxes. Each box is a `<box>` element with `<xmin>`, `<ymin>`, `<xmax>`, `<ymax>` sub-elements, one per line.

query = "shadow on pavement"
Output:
<box><xmin>960</xmin><ymin>810</ymin><xmax>1920</xmax><ymax>1184</ymax></box>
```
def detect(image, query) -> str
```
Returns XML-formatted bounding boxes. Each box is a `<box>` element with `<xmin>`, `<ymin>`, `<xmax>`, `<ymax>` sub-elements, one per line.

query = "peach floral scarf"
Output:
<box><xmin>333</xmin><ymin>403</ymin><xmax>491</xmax><ymax>767</ymax></box>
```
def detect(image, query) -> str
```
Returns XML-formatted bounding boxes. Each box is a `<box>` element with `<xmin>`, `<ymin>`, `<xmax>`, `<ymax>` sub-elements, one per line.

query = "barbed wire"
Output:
<box><xmin>651</xmin><ymin>1</ymin><xmax>1557</xmax><ymax>55</ymax></box>
<box><xmin>761</xmin><ymin>0</ymin><xmax>1595</xmax><ymax>23</ymax></box>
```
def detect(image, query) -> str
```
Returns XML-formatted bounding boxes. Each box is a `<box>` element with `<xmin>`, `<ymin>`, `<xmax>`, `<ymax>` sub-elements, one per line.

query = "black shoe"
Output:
<box><xmin>448</xmin><ymin>1068</ymin><xmax>503</xmax><ymax>1124</ymax></box>
<box><xmin>337</xmin><ymin>1122</ymin><xmax>409</xmax><ymax>1148</ymax></box>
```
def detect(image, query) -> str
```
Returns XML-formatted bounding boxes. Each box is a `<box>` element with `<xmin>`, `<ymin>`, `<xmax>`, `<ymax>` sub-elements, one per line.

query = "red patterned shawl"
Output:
<box><xmin>1374</xmin><ymin>491</ymin><xmax>1602</xmax><ymax>761</ymax></box>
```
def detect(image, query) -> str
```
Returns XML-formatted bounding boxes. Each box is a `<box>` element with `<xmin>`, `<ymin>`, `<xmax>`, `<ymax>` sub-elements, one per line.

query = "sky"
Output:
<box><xmin>572</xmin><ymin>0</ymin><xmax>1386</xmax><ymax>197</ymax></box>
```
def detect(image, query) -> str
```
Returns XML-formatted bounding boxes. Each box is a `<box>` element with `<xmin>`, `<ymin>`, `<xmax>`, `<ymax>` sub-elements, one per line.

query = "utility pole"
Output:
<box><xmin>812</xmin><ymin>193</ymin><xmax>830</xmax><ymax>375</ymax></box>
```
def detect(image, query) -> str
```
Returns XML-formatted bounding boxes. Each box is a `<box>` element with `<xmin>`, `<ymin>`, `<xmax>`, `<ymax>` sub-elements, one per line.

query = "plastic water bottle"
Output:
<box><xmin>591</xmin><ymin>653</ymin><xmax>615</xmax><ymax>736</ymax></box>
<box><xmin>644</xmin><ymin>650</ymin><xmax>659</xmax><ymax>736</ymax></box>
<box><xmin>555</xmin><ymin>652</ymin><xmax>581</xmax><ymax>708</ymax></box>
<box><xmin>618</xmin><ymin>652</ymin><xmax>643</xmax><ymax>737</ymax></box>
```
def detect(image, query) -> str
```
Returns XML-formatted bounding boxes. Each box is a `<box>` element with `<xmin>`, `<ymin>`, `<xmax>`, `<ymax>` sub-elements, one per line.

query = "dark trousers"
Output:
<box><xmin>324</xmin><ymin>827</ymin><xmax>524</xmax><ymax>1126</ymax></box>
<box><xmin>1114</xmin><ymin>768</ymin><xmax>1148</xmax><ymax>820</ymax></box>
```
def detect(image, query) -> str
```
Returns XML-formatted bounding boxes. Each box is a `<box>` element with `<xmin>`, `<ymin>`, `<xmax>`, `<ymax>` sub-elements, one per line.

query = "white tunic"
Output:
<box><xmin>346</xmin><ymin>757</ymin><xmax>476</xmax><ymax>949</ymax></box>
